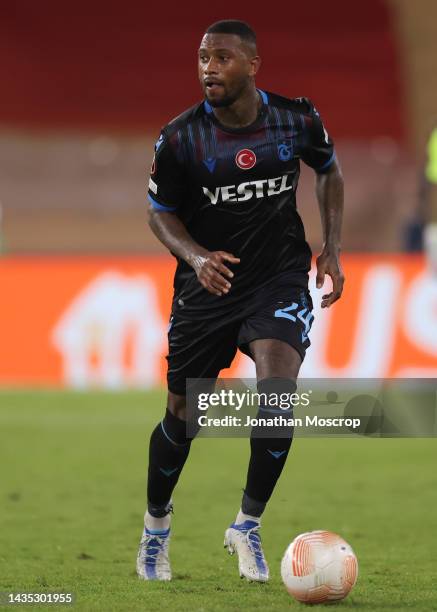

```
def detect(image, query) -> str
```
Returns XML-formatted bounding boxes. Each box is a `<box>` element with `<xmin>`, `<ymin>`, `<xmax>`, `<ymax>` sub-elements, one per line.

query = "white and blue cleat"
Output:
<box><xmin>224</xmin><ymin>520</ymin><xmax>269</xmax><ymax>582</ymax></box>
<box><xmin>136</xmin><ymin>527</ymin><xmax>171</xmax><ymax>581</ymax></box>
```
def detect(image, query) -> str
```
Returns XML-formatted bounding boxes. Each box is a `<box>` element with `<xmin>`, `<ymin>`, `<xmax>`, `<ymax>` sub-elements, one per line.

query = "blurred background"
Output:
<box><xmin>0</xmin><ymin>0</ymin><xmax>436</xmax><ymax>387</ymax></box>
<box><xmin>2</xmin><ymin>8</ymin><xmax>436</xmax><ymax>607</ymax></box>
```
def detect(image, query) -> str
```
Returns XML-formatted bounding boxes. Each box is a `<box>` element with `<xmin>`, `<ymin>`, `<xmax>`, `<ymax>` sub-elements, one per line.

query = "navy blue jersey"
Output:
<box><xmin>147</xmin><ymin>90</ymin><xmax>335</xmax><ymax>317</ymax></box>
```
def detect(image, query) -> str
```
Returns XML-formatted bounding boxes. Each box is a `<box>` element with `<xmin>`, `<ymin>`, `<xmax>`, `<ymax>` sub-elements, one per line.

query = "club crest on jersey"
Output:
<box><xmin>278</xmin><ymin>141</ymin><xmax>293</xmax><ymax>162</ymax></box>
<box><xmin>235</xmin><ymin>148</ymin><xmax>256</xmax><ymax>170</ymax></box>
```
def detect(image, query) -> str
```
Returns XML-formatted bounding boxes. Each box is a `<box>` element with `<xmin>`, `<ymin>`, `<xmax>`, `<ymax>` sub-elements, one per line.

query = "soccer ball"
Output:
<box><xmin>281</xmin><ymin>530</ymin><xmax>358</xmax><ymax>604</ymax></box>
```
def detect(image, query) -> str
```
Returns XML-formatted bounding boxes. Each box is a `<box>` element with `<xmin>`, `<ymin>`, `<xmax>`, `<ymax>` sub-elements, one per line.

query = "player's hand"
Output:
<box><xmin>315</xmin><ymin>250</ymin><xmax>345</xmax><ymax>308</ymax></box>
<box><xmin>191</xmin><ymin>250</ymin><xmax>240</xmax><ymax>296</ymax></box>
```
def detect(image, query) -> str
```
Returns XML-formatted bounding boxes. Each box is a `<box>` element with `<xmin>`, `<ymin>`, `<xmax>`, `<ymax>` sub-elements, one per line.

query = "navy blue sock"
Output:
<box><xmin>147</xmin><ymin>409</ymin><xmax>191</xmax><ymax>516</ymax></box>
<box><xmin>242</xmin><ymin>377</ymin><xmax>296</xmax><ymax>516</ymax></box>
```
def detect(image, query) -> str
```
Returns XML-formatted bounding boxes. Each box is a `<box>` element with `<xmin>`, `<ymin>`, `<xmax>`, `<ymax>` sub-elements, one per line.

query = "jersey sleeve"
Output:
<box><xmin>300</xmin><ymin>100</ymin><xmax>336</xmax><ymax>174</ymax></box>
<box><xmin>147</xmin><ymin>131</ymin><xmax>186</xmax><ymax>212</ymax></box>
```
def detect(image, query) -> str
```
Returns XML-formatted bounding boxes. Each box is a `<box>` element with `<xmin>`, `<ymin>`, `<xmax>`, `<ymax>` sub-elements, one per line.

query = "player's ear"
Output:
<box><xmin>249</xmin><ymin>55</ymin><xmax>261</xmax><ymax>77</ymax></box>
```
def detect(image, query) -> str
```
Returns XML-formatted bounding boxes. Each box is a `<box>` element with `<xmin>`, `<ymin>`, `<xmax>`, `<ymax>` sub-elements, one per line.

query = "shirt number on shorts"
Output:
<box><xmin>274</xmin><ymin>302</ymin><xmax>314</xmax><ymax>342</ymax></box>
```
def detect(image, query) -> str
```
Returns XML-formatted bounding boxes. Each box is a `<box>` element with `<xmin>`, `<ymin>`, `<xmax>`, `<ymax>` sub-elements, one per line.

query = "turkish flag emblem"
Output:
<box><xmin>235</xmin><ymin>148</ymin><xmax>256</xmax><ymax>170</ymax></box>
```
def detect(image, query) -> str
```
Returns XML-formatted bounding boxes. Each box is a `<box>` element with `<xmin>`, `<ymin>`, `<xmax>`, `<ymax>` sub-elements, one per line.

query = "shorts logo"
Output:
<box><xmin>274</xmin><ymin>300</ymin><xmax>314</xmax><ymax>343</ymax></box>
<box><xmin>235</xmin><ymin>149</ymin><xmax>256</xmax><ymax>170</ymax></box>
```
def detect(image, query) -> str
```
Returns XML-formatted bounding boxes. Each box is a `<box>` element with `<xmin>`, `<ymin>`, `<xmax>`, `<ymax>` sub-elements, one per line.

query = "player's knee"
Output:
<box><xmin>252</xmin><ymin>340</ymin><xmax>302</xmax><ymax>379</ymax></box>
<box><xmin>167</xmin><ymin>391</ymin><xmax>187</xmax><ymax>420</ymax></box>
<box><xmin>164</xmin><ymin>394</ymin><xmax>202</xmax><ymax>443</ymax></box>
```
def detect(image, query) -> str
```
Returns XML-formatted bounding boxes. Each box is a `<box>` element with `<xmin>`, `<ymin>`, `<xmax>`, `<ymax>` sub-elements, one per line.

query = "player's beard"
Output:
<box><xmin>205</xmin><ymin>79</ymin><xmax>249</xmax><ymax>108</ymax></box>
<box><xmin>206</xmin><ymin>91</ymin><xmax>239</xmax><ymax>108</ymax></box>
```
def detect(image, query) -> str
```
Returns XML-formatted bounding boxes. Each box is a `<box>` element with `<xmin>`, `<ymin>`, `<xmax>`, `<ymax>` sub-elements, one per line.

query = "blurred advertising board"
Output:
<box><xmin>0</xmin><ymin>255</ymin><xmax>435</xmax><ymax>388</ymax></box>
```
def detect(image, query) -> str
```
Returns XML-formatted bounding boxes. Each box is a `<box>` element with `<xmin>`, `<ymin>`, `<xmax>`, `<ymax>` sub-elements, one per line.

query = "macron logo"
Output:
<box><xmin>202</xmin><ymin>174</ymin><xmax>293</xmax><ymax>205</ymax></box>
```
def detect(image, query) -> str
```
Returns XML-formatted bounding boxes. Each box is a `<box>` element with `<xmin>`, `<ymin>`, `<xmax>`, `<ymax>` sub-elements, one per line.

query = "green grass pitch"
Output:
<box><xmin>0</xmin><ymin>390</ymin><xmax>436</xmax><ymax>611</ymax></box>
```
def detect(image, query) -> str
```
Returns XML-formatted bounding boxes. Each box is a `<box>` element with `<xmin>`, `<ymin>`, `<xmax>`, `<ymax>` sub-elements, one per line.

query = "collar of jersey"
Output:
<box><xmin>203</xmin><ymin>89</ymin><xmax>268</xmax><ymax>134</ymax></box>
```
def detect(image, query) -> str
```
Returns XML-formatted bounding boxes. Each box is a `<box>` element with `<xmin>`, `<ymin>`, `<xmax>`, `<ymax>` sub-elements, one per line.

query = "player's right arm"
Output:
<box><xmin>147</xmin><ymin>132</ymin><xmax>239</xmax><ymax>296</ymax></box>
<box><xmin>148</xmin><ymin>209</ymin><xmax>240</xmax><ymax>296</ymax></box>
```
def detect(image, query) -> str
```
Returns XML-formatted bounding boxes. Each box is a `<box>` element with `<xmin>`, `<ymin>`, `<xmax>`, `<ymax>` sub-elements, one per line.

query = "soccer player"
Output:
<box><xmin>138</xmin><ymin>20</ymin><xmax>344</xmax><ymax>582</ymax></box>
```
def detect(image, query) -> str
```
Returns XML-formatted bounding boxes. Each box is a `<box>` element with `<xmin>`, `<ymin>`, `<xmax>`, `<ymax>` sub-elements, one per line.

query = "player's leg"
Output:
<box><xmin>225</xmin><ymin>286</ymin><xmax>313</xmax><ymax>581</ymax></box>
<box><xmin>224</xmin><ymin>341</ymin><xmax>301</xmax><ymax>582</ymax></box>
<box><xmin>145</xmin><ymin>384</ymin><xmax>214</xmax><ymax>523</ymax></box>
<box><xmin>237</xmin><ymin>286</ymin><xmax>313</xmax><ymax>519</ymax></box>
<box><xmin>137</xmin><ymin>390</ymin><xmax>197</xmax><ymax>581</ymax></box>
<box><xmin>146</xmin><ymin>392</ymin><xmax>191</xmax><ymax>516</ymax></box>
<box><xmin>137</xmin><ymin>392</ymin><xmax>189</xmax><ymax>581</ymax></box>
<box><xmin>138</xmin><ymin>312</ymin><xmax>239</xmax><ymax>581</ymax></box>
<box><xmin>242</xmin><ymin>339</ymin><xmax>301</xmax><ymax>517</ymax></box>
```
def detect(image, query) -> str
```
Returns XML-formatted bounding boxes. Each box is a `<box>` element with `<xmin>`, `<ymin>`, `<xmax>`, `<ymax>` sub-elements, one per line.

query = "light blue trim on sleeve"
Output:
<box><xmin>148</xmin><ymin>194</ymin><xmax>177</xmax><ymax>212</ymax></box>
<box><xmin>316</xmin><ymin>151</ymin><xmax>336</xmax><ymax>172</ymax></box>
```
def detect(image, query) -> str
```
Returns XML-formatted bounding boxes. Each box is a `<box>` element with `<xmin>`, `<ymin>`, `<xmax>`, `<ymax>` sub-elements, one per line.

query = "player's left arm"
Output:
<box><xmin>314</xmin><ymin>159</ymin><xmax>345</xmax><ymax>308</ymax></box>
<box><xmin>300</xmin><ymin>99</ymin><xmax>345</xmax><ymax>308</ymax></box>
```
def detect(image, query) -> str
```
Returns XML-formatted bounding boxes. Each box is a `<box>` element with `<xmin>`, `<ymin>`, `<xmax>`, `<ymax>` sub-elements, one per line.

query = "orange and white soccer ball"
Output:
<box><xmin>281</xmin><ymin>530</ymin><xmax>358</xmax><ymax>604</ymax></box>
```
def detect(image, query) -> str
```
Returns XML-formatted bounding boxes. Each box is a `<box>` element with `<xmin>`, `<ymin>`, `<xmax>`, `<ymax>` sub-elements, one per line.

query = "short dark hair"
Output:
<box><xmin>205</xmin><ymin>20</ymin><xmax>257</xmax><ymax>46</ymax></box>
